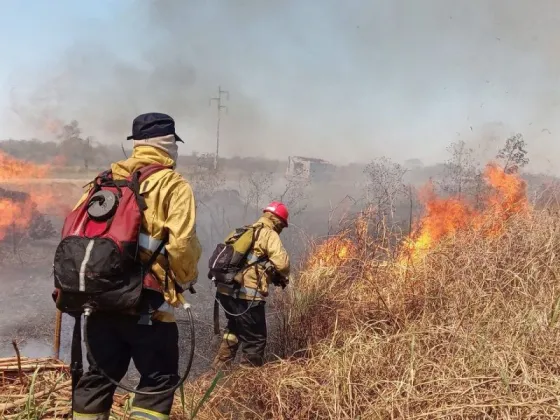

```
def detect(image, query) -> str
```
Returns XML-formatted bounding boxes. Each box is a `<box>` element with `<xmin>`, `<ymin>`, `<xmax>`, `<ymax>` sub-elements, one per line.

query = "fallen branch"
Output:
<box><xmin>10</xmin><ymin>340</ymin><xmax>25</xmax><ymax>386</ymax></box>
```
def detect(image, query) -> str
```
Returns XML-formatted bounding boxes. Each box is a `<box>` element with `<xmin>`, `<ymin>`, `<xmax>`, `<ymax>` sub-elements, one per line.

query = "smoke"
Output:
<box><xmin>5</xmin><ymin>0</ymin><xmax>560</xmax><ymax>168</ymax></box>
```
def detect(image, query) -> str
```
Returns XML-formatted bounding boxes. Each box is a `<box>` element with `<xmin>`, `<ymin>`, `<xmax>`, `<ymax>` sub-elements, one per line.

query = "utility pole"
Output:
<box><xmin>209</xmin><ymin>85</ymin><xmax>229</xmax><ymax>171</ymax></box>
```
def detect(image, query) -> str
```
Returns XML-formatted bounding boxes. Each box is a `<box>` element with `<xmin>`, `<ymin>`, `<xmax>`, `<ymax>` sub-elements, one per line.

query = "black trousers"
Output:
<box><xmin>219</xmin><ymin>293</ymin><xmax>267</xmax><ymax>366</ymax></box>
<box><xmin>73</xmin><ymin>313</ymin><xmax>179</xmax><ymax>416</ymax></box>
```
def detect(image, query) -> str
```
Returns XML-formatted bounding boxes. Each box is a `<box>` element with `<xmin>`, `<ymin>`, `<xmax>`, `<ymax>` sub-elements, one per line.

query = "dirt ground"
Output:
<box><xmin>0</xmin><ymin>240</ymin><xmax>223</xmax><ymax>380</ymax></box>
<box><xmin>0</xmin><ymin>178</ymin><xmax>286</xmax><ymax>383</ymax></box>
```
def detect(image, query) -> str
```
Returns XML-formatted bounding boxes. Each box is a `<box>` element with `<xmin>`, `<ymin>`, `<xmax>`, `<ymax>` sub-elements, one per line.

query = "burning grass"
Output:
<box><xmin>8</xmin><ymin>163</ymin><xmax>560</xmax><ymax>418</ymax></box>
<box><xmin>0</xmin><ymin>151</ymin><xmax>60</xmax><ymax>246</ymax></box>
<box><xmin>179</xmin><ymin>165</ymin><xmax>560</xmax><ymax>419</ymax></box>
<box><xmin>402</xmin><ymin>162</ymin><xmax>529</xmax><ymax>263</ymax></box>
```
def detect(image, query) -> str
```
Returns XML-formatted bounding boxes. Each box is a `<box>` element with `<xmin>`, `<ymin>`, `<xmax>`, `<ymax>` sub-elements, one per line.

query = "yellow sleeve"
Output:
<box><xmin>164</xmin><ymin>181</ymin><xmax>202</xmax><ymax>289</ymax></box>
<box><xmin>265</xmin><ymin>230</ymin><xmax>290</xmax><ymax>278</ymax></box>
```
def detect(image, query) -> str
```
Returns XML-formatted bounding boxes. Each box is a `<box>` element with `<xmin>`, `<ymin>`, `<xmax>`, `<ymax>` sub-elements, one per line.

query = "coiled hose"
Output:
<box><xmin>83</xmin><ymin>304</ymin><xmax>195</xmax><ymax>396</ymax></box>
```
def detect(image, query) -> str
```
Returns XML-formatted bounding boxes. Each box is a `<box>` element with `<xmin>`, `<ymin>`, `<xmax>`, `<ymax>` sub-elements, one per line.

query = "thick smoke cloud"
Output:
<box><xmin>6</xmin><ymin>0</ymin><xmax>560</xmax><ymax>169</ymax></box>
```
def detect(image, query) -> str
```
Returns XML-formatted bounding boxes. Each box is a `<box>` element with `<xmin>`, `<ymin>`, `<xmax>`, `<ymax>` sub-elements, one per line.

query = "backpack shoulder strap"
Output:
<box><xmin>82</xmin><ymin>169</ymin><xmax>111</xmax><ymax>189</ymax></box>
<box><xmin>135</xmin><ymin>164</ymin><xmax>173</xmax><ymax>183</ymax></box>
<box><xmin>142</xmin><ymin>239</ymin><xmax>167</xmax><ymax>271</ymax></box>
<box><xmin>252</xmin><ymin>223</ymin><xmax>265</xmax><ymax>243</ymax></box>
<box><xmin>124</xmin><ymin>164</ymin><xmax>172</xmax><ymax>211</ymax></box>
<box><xmin>246</xmin><ymin>224</ymin><xmax>267</xmax><ymax>265</ymax></box>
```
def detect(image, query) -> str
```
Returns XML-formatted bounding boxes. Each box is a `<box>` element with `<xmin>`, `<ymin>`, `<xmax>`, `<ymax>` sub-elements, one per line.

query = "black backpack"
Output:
<box><xmin>207</xmin><ymin>224</ymin><xmax>265</xmax><ymax>286</ymax></box>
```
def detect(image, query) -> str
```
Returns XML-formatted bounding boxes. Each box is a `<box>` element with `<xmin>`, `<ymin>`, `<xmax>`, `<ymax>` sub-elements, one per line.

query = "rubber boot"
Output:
<box><xmin>240</xmin><ymin>352</ymin><xmax>264</xmax><ymax>368</ymax></box>
<box><xmin>212</xmin><ymin>332</ymin><xmax>239</xmax><ymax>370</ymax></box>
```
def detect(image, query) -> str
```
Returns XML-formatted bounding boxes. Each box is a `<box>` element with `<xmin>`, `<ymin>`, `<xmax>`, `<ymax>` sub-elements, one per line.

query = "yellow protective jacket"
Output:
<box><xmin>74</xmin><ymin>146</ymin><xmax>201</xmax><ymax>321</ymax></box>
<box><xmin>217</xmin><ymin>213</ymin><xmax>290</xmax><ymax>300</ymax></box>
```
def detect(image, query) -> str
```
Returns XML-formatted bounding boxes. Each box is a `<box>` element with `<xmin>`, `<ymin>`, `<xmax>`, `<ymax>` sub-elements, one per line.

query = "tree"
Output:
<box><xmin>57</xmin><ymin>120</ymin><xmax>97</xmax><ymax>171</ymax></box>
<box><xmin>363</xmin><ymin>157</ymin><xmax>408</xmax><ymax>220</ymax></box>
<box><xmin>277</xmin><ymin>166</ymin><xmax>311</xmax><ymax>218</ymax></box>
<box><xmin>188</xmin><ymin>153</ymin><xmax>225</xmax><ymax>201</ymax></box>
<box><xmin>440</xmin><ymin>140</ymin><xmax>480</xmax><ymax>199</ymax></box>
<box><xmin>276</xmin><ymin>177</ymin><xmax>310</xmax><ymax>218</ymax></box>
<box><xmin>239</xmin><ymin>172</ymin><xmax>273</xmax><ymax>220</ymax></box>
<box><xmin>496</xmin><ymin>133</ymin><xmax>529</xmax><ymax>174</ymax></box>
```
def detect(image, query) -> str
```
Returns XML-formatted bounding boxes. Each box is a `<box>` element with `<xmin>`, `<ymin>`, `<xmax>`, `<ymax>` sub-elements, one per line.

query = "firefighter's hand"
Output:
<box><xmin>175</xmin><ymin>280</ymin><xmax>196</xmax><ymax>294</ymax></box>
<box><xmin>272</xmin><ymin>273</ymin><xmax>288</xmax><ymax>289</ymax></box>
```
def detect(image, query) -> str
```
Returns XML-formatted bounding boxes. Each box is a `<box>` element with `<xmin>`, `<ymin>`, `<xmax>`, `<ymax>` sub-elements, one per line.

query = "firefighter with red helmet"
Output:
<box><xmin>212</xmin><ymin>201</ymin><xmax>291</xmax><ymax>369</ymax></box>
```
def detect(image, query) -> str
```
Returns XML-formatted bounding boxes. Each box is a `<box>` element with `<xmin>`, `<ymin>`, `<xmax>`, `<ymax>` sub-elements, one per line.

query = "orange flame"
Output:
<box><xmin>403</xmin><ymin>163</ymin><xmax>528</xmax><ymax>262</ymax></box>
<box><xmin>0</xmin><ymin>197</ymin><xmax>35</xmax><ymax>241</ymax></box>
<box><xmin>306</xmin><ymin>235</ymin><xmax>357</xmax><ymax>270</ymax></box>
<box><xmin>0</xmin><ymin>151</ymin><xmax>54</xmax><ymax>241</ymax></box>
<box><xmin>0</xmin><ymin>151</ymin><xmax>50</xmax><ymax>180</ymax></box>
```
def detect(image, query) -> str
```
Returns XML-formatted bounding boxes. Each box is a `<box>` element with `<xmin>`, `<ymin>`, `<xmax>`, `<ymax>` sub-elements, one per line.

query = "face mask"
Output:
<box><xmin>134</xmin><ymin>134</ymin><xmax>178</xmax><ymax>162</ymax></box>
<box><xmin>166</xmin><ymin>141</ymin><xmax>178</xmax><ymax>162</ymax></box>
<box><xmin>275</xmin><ymin>221</ymin><xmax>287</xmax><ymax>234</ymax></box>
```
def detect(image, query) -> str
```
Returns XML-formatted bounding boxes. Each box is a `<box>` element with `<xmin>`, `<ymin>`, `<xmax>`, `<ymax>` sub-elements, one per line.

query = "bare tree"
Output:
<box><xmin>496</xmin><ymin>133</ymin><xmax>529</xmax><ymax>174</ymax></box>
<box><xmin>187</xmin><ymin>153</ymin><xmax>225</xmax><ymax>201</ymax></box>
<box><xmin>440</xmin><ymin>140</ymin><xmax>480</xmax><ymax>199</ymax></box>
<box><xmin>363</xmin><ymin>157</ymin><xmax>408</xmax><ymax>220</ymax></box>
<box><xmin>277</xmin><ymin>170</ymin><xmax>311</xmax><ymax>218</ymax></box>
<box><xmin>239</xmin><ymin>172</ymin><xmax>273</xmax><ymax>220</ymax></box>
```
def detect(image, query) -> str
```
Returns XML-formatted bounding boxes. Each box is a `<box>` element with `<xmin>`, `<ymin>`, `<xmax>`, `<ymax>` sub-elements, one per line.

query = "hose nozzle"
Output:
<box><xmin>83</xmin><ymin>303</ymin><xmax>95</xmax><ymax>317</ymax></box>
<box><xmin>178</xmin><ymin>294</ymin><xmax>191</xmax><ymax>310</ymax></box>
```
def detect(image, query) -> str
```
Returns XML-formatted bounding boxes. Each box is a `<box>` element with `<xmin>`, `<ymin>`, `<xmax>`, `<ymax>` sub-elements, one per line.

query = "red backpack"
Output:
<box><xmin>53</xmin><ymin>163</ymin><xmax>170</xmax><ymax>315</ymax></box>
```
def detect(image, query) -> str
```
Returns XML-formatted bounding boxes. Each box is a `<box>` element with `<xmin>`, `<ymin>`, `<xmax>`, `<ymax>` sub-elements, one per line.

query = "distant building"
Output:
<box><xmin>404</xmin><ymin>159</ymin><xmax>424</xmax><ymax>170</ymax></box>
<box><xmin>286</xmin><ymin>156</ymin><xmax>336</xmax><ymax>182</ymax></box>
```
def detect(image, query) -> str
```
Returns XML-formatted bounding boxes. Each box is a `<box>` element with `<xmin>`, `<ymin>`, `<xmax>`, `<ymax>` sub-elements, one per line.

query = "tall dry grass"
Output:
<box><xmin>181</xmin><ymin>208</ymin><xmax>560</xmax><ymax>419</ymax></box>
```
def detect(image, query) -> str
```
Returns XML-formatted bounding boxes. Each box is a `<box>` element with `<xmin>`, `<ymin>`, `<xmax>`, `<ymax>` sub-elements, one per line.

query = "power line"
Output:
<box><xmin>209</xmin><ymin>85</ymin><xmax>229</xmax><ymax>171</ymax></box>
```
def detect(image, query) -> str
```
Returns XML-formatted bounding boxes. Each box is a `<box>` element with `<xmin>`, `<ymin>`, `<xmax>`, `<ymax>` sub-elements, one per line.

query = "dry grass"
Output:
<box><xmin>181</xmin><ymin>209</ymin><xmax>560</xmax><ymax>419</ymax></box>
<box><xmin>0</xmin><ymin>357</ymin><xmax>134</xmax><ymax>419</ymax></box>
<box><xmin>6</xmin><ymin>207</ymin><xmax>560</xmax><ymax>418</ymax></box>
<box><xmin>0</xmin><ymin>357</ymin><xmax>71</xmax><ymax>419</ymax></box>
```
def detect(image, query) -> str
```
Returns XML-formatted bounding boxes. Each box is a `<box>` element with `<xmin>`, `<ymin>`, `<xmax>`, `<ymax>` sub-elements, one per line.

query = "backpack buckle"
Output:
<box><xmin>137</xmin><ymin>314</ymin><xmax>152</xmax><ymax>325</ymax></box>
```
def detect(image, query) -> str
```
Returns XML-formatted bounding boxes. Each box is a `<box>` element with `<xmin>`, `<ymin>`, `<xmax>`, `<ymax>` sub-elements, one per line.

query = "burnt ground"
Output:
<box><xmin>0</xmin><ymin>240</ymin><xmax>220</xmax><ymax>381</ymax></box>
<box><xmin>0</xmin><ymin>238</ymin><xmax>285</xmax><ymax>385</ymax></box>
<box><xmin>0</xmin><ymin>179</ymin><xmax>301</xmax><ymax>385</ymax></box>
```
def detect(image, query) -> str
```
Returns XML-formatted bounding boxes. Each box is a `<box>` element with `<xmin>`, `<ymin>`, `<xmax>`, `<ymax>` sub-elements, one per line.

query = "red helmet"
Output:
<box><xmin>263</xmin><ymin>201</ymin><xmax>289</xmax><ymax>226</ymax></box>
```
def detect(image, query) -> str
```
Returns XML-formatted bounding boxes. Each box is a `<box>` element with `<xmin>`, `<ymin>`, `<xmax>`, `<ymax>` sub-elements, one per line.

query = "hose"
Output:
<box><xmin>214</xmin><ymin>265</ymin><xmax>270</xmax><ymax>318</ymax></box>
<box><xmin>82</xmin><ymin>303</ymin><xmax>195</xmax><ymax>396</ymax></box>
<box><xmin>214</xmin><ymin>294</ymin><xmax>257</xmax><ymax>317</ymax></box>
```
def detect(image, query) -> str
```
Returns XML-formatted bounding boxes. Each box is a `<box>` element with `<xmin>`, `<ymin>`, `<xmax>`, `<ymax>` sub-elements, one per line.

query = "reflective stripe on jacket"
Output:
<box><xmin>74</xmin><ymin>145</ymin><xmax>202</xmax><ymax>321</ymax></box>
<box><xmin>73</xmin><ymin>412</ymin><xmax>109</xmax><ymax>420</ymax></box>
<box><xmin>217</xmin><ymin>213</ymin><xmax>290</xmax><ymax>301</ymax></box>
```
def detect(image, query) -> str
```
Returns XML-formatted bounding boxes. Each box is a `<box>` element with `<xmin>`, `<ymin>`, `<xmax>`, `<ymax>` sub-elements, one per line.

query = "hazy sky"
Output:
<box><xmin>0</xmin><ymin>0</ymin><xmax>559</xmax><ymax>170</ymax></box>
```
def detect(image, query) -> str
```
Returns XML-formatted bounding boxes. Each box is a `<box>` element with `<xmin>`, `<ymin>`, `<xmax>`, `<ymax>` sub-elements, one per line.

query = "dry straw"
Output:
<box><xmin>181</xmin><ymin>208</ymin><xmax>560</xmax><ymax>419</ymax></box>
<box><xmin>6</xmin><ymin>207</ymin><xmax>560</xmax><ymax>418</ymax></box>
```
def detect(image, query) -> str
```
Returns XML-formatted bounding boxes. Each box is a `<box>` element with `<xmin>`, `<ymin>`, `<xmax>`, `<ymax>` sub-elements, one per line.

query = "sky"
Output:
<box><xmin>0</xmin><ymin>0</ymin><xmax>559</xmax><ymax>171</ymax></box>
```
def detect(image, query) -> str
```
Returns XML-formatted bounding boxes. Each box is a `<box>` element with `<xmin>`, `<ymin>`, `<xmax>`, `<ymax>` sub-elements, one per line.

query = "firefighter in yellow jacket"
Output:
<box><xmin>212</xmin><ymin>201</ymin><xmax>290</xmax><ymax>369</ymax></box>
<box><xmin>72</xmin><ymin>113</ymin><xmax>201</xmax><ymax>420</ymax></box>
